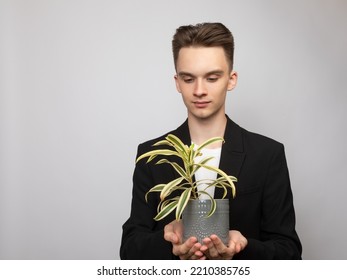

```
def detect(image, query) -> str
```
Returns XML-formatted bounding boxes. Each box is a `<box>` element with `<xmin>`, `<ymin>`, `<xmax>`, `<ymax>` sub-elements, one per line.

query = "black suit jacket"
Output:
<box><xmin>120</xmin><ymin>116</ymin><xmax>302</xmax><ymax>259</ymax></box>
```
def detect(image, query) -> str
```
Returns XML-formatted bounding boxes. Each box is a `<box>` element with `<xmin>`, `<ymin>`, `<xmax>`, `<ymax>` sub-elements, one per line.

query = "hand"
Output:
<box><xmin>200</xmin><ymin>230</ymin><xmax>248</xmax><ymax>260</ymax></box>
<box><xmin>164</xmin><ymin>220</ymin><xmax>206</xmax><ymax>260</ymax></box>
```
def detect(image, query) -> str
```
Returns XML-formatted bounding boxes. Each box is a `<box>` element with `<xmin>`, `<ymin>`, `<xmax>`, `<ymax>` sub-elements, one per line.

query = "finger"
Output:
<box><xmin>193</xmin><ymin>247</ymin><xmax>205</xmax><ymax>259</ymax></box>
<box><xmin>236</xmin><ymin>238</ymin><xmax>247</xmax><ymax>252</ymax></box>
<box><xmin>173</xmin><ymin>237</ymin><xmax>197</xmax><ymax>258</ymax></box>
<box><xmin>200</xmin><ymin>237</ymin><xmax>211</xmax><ymax>252</ymax></box>
<box><xmin>201</xmin><ymin>237</ymin><xmax>220</xmax><ymax>259</ymax></box>
<box><xmin>164</xmin><ymin>223</ymin><xmax>181</xmax><ymax>244</ymax></box>
<box><xmin>186</xmin><ymin>242</ymin><xmax>203</xmax><ymax>260</ymax></box>
<box><xmin>237</xmin><ymin>242</ymin><xmax>244</xmax><ymax>253</ymax></box>
<box><xmin>211</xmin><ymin>235</ymin><xmax>237</xmax><ymax>259</ymax></box>
<box><xmin>165</xmin><ymin>233</ymin><xmax>178</xmax><ymax>244</ymax></box>
<box><xmin>210</xmin><ymin>234</ymin><xmax>226</xmax><ymax>252</ymax></box>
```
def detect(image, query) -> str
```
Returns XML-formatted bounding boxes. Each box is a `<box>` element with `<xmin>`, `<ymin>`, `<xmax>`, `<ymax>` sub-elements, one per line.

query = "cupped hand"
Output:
<box><xmin>200</xmin><ymin>230</ymin><xmax>248</xmax><ymax>260</ymax></box>
<box><xmin>164</xmin><ymin>220</ymin><xmax>206</xmax><ymax>260</ymax></box>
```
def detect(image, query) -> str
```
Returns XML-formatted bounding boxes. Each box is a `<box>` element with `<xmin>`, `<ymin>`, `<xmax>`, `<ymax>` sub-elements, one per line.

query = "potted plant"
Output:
<box><xmin>136</xmin><ymin>134</ymin><xmax>237</xmax><ymax>244</ymax></box>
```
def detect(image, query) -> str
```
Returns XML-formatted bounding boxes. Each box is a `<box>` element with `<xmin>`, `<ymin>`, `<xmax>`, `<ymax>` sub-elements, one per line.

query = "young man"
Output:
<box><xmin>120</xmin><ymin>23</ymin><xmax>302</xmax><ymax>260</ymax></box>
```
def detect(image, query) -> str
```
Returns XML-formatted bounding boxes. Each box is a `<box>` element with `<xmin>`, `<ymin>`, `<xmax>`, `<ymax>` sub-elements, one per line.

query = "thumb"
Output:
<box><xmin>164</xmin><ymin>230</ymin><xmax>179</xmax><ymax>244</ymax></box>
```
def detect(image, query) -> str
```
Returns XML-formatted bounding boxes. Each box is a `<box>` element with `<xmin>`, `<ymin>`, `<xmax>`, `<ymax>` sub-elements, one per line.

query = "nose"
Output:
<box><xmin>193</xmin><ymin>78</ymin><xmax>206</xmax><ymax>97</ymax></box>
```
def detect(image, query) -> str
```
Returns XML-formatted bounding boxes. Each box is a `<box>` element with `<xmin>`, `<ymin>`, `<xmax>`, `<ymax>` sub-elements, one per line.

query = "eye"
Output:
<box><xmin>207</xmin><ymin>77</ymin><xmax>218</xmax><ymax>82</ymax></box>
<box><xmin>183</xmin><ymin>78</ymin><xmax>194</xmax><ymax>83</ymax></box>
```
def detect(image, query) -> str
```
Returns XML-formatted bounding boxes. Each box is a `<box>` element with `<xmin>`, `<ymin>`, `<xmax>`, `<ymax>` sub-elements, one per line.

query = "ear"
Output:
<box><xmin>174</xmin><ymin>74</ymin><xmax>182</xmax><ymax>93</ymax></box>
<box><xmin>227</xmin><ymin>71</ymin><xmax>238</xmax><ymax>91</ymax></box>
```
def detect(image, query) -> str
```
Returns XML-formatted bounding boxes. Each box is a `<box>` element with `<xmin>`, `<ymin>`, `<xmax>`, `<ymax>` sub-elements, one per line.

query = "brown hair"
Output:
<box><xmin>172</xmin><ymin>22</ymin><xmax>235</xmax><ymax>71</ymax></box>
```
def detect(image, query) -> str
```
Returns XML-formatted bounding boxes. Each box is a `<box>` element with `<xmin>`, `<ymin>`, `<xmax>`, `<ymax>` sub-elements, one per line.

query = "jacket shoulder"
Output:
<box><xmin>137</xmin><ymin>120</ymin><xmax>189</xmax><ymax>155</ymax></box>
<box><xmin>136</xmin><ymin>129</ymin><xmax>177</xmax><ymax>156</ymax></box>
<box><xmin>240</xmin><ymin>126</ymin><xmax>285</xmax><ymax>154</ymax></box>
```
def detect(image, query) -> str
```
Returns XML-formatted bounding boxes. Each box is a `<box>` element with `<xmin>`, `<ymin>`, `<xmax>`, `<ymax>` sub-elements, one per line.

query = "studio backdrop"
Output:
<box><xmin>1</xmin><ymin>0</ymin><xmax>346</xmax><ymax>259</ymax></box>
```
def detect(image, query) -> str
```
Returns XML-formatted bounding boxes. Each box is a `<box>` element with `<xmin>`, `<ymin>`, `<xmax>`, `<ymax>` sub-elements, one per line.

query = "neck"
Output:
<box><xmin>188</xmin><ymin>114</ymin><xmax>227</xmax><ymax>148</ymax></box>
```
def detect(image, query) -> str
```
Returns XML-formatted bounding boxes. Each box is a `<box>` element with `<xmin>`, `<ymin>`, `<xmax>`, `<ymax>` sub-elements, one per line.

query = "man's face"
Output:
<box><xmin>174</xmin><ymin>46</ymin><xmax>237</xmax><ymax>121</ymax></box>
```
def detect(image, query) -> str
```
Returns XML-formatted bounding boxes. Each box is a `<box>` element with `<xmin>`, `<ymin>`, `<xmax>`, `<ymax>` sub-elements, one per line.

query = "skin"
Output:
<box><xmin>164</xmin><ymin>46</ymin><xmax>248</xmax><ymax>259</ymax></box>
<box><xmin>164</xmin><ymin>220</ymin><xmax>247</xmax><ymax>260</ymax></box>
<box><xmin>174</xmin><ymin>46</ymin><xmax>237</xmax><ymax>146</ymax></box>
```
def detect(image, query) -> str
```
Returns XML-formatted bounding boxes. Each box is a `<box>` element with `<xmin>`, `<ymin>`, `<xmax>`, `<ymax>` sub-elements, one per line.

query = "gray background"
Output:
<box><xmin>1</xmin><ymin>0</ymin><xmax>346</xmax><ymax>260</ymax></box>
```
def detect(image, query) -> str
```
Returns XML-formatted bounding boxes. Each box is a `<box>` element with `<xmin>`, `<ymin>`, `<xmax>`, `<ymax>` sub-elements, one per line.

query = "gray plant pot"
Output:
<box><xmin>182</xmin><ymin>199</ymin><xmax>230</xmax><ymax>245</ymax></box>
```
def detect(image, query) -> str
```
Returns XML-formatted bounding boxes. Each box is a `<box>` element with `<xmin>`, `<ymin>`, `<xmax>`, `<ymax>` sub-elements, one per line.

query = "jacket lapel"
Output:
<box><xmin>214</xmin><ymin>116</ymin><xmax>246</xmax><ymax>198</ymax></box>
<box><xmin>165</xmin><ymin>120</ymin><xmax>191</xmax><ymax>179</ymax></box>
<box><xmin>171</xmin><ymin>119</ymin><xmax>191</xmax><ymax>146</ymax></box>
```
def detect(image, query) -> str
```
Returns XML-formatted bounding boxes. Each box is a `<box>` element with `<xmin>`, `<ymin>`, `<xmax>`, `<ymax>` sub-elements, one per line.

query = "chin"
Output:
<box><xmin>191</xmin><ymin>112</ymin><xmax>213</xmax><ymax>120</ymax></box>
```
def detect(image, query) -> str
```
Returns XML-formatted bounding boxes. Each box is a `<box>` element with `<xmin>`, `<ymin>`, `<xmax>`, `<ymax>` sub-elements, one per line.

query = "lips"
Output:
<box><xmin>193</xmin><ymin>101</ymin><xmax>210</xmax><ymax>108</ymax></box>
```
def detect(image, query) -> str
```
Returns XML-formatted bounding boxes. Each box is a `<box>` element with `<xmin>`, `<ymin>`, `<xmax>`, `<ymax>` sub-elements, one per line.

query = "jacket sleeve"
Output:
<box><xmin>235</xmin><ymin>144</ymin><xmax>302</xmax><ymax>259</ymax></box>
<box><xmin>119</xmin><ymin>144</ymin><xmax>176</xmax><ymax>260</ymax></box>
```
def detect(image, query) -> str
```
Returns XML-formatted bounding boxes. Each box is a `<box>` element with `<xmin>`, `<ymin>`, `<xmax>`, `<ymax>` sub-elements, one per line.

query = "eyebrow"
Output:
<box><xmin>177</xmin><ymin>70</ymin><xmax>225</xmax><ymax>78</ymax></box>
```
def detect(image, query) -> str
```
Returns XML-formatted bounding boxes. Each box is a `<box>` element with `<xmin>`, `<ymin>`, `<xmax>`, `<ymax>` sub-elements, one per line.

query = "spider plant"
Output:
<box><xmin>136</xmin><ymin>134</ymin><xmax>237</xmax><ymax>221</ymax></box>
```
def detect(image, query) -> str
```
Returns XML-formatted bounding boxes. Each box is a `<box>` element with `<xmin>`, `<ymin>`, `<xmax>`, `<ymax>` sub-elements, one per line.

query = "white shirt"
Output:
<box><xmin>193</xmin><ymin>146</ymin><xmax>222</xmax><ymax>200</ymax></box>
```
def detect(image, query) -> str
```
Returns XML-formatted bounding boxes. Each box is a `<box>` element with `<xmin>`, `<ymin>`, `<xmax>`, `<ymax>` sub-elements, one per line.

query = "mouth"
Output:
<box><xmin>193</xmin><ymin>101</ymin><xmax>210</xmax><ymax>108</ymax></box>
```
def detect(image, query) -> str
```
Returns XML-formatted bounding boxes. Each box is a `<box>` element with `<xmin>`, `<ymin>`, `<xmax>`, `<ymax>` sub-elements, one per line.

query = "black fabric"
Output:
<box><xmin>120</xmin><ymin>116</ymin><xmax>302</xmax><ymax>259</ymax></box>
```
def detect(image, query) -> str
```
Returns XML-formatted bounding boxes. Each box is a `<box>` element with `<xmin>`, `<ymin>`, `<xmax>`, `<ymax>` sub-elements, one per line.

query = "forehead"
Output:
<box><xmin>176</xmin><ymin>46</ymin><xmax>229</xmax><ymax>74</ymax></box>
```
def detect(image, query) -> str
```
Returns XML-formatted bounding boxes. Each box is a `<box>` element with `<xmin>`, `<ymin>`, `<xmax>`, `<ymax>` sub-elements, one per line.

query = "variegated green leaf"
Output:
<box><xmin>155</xmin><ymin>159</ymin><xmax>188</xmax><ymax>180</ymax></box>
<box><xmin>200</xmin><ymin>176</ymin><xmax>234</xmax><ymax>198</ymax></box>
<box><xmin>188</xmin><ymin>145</ymin><xmax>195</xmax><ymax>165</ymax></box>
<box><xmin>196</xmin><ymin>137</ymin><xmax>224</xmax><ymax>152</ymax></box>
<box><xmin>196</xmin><ymin>191</ymin><xmax>217</xmax><ymax>217</ymax></box>
<box><xmin>160</xmin><ymin>197</ymin><xmax>179</xmax><ymax>210</ymax></box>
<box><xmin>160</xmin><ymin>177</ymin><xmax>184</xmax><ymax>201</ymax></box>
<box><xmin>207</xmin><ymin>198</ymin><xmax>217</xmax><ymax>217</ymax></box>
<box><xmin>136</xmin><ymin>149</ymin><xmax>179</xmax><ymax>163</ymax></box>
<box><xmin>210</xmin><ymin>178</ymin><xmax>229</xmax><ymax>197</ymax></box>
<box><xmin>166</xmin><ymin>134</ymin><xmax>189</xmax><ymax>158</ymax></box>
<box><xmin>154</xmin><ymin>200</ymin><xmax>178</xmax><ymax>221</ymax></box>
<box><xmin>197</xmin><ymin>164</ymin><xmax>237</xmax><ymax>197</ymax></box>
<box><xmin>191</xmin><ymin>156</ymin><xmax>214</xmax><ymax>176</ymax></box>
<box><xmin>175</xmin><ymin>188</ymin><xmax>192</xmax><ymax>220</ymax></box>
<box><xmin>152</xmin><ymin>139</ymin><xmax>172</xmax><ymax>147</ymax></box>
<box><xmin>145</xmin><ymin>184</ymin><xmax>166</xmax><ymax>202</ymax></box>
